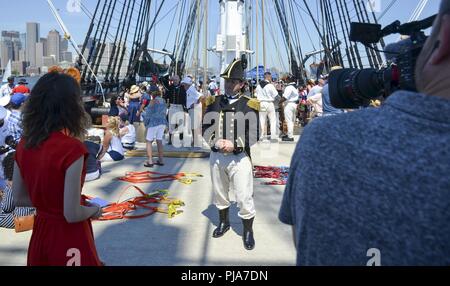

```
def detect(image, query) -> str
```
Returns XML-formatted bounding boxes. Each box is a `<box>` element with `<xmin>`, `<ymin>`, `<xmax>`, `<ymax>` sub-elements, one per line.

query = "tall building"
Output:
<box><xmin>0</xmin><ymin>40</ymin><xmax>13</xmax><ymax>69</ymax></box>
<box><xmin>61</xmin><ymin>51</ymin><xmax>73</xmax><ymax>63</ymax></box>
<box><xmin>19</xmin><ymin>50</ymin><xmax>26</xmax><ymax>62</ymax></box>
<box><xmin>1</xmin><ymin>31</ymin><xmax>20</xmax><ymax>42</ymax></box>
<box><xmin>0</xmin><ymin>30</ymin><xmax>22</xmax><ymax>68</ymax></box>
<box><xmin>98</xmin><ymin>42</ymin><xmax>128</xmax><ymax>78</ymax></box>
<box><xmin>26</xmin><ymin>22</ymin><xmax>40</xmax><ymax>67</ymax></box>
<box><xmin>20</xmin><ymin>33</ymin><xmax>26</xmax><ymax>52</ymax></box>
<box><xmin>20</xmin><ymin>33</ymin><xmax>27</xmax><ymax>62</ymax></box>
<box><xmin>26</xmin><ymin>66</ymin><xmax>40</xmax><ymax>76</ymax></box>
<box><xmin>47</xmin><ymin>30</ymin><xmax>61</xmax><ymax>63</ymax></box>
<box><xmin>36</xmin><ymin>42</ymin><xmax>44</xmax><ymax>68</ymax></box>
<box><xmin>40</xmin><ymin>38</ymin><xmax>48</xmax><ymax>56</ymax></box>
<box><xmin>42</xmin><ymin>56</ymin><xmax>55</xmax><ymax>67</ymax></box>
<box><xmin>60</xmin><ymin>38</ymin><xmax>68</xmax><ymax>52</ymax></box>
<box><xmin>12</xmin><ymin>61</ymin><xmax>27</xmax><ymax>75</ymax></box>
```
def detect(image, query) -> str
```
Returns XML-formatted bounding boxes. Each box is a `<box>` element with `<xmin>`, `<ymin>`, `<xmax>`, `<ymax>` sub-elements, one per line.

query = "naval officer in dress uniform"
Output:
<box><xmin>202</xmin><ymin>58</ymin><xmax>260</xmax><ymax>250</ymax></box>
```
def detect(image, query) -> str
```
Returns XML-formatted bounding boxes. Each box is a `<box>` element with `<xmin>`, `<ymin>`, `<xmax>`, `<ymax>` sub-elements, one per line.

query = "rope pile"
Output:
<box><xmin>84</xmin><ymin>185</ymin><xmax>185</xmax><ymax>221</ymax></box>
<box><xmin>253</xmin><ymin>166</ymin><xmax>290</xmax><ymax>185</ymax></box>
<box><xmin>118</xmin><ymin>171</ymin><xmax>203</xmax><ymax>185</ymax></box>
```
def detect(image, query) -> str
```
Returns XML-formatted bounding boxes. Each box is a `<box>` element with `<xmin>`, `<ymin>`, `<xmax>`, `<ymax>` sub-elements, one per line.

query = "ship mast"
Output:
<box><xmin>216</xmin><ymin>0</ymin><xmax>249</xmax><ymax>92</ymax></box>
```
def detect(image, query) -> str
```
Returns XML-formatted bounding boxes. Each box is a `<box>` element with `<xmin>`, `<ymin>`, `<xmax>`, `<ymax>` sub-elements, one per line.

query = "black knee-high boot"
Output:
<box><xmin>242</xmin><ymin>217</ymin><xmax>255</xmax><ymax>250</ymax></box>
<box><xmin>212</xmin><ymin>208</ymin><xmax>230</xmax><ymax>238</ymax></box>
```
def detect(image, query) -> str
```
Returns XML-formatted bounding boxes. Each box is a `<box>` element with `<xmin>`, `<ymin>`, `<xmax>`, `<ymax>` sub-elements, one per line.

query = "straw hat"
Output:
<box><xmin>129</xmin><ymin>85</ymin><xmax>140</xmax><ymax>94</ymax></box>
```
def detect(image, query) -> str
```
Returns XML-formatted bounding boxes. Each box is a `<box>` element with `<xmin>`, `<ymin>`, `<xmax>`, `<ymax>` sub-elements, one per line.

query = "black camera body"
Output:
<box><xmin>329</xmin><ymin>15</ymin><xmax>436</xmax><ymax>109</ymax></box>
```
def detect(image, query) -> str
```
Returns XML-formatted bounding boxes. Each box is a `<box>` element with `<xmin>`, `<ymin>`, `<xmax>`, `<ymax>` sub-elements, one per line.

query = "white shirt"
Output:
<box><xmin>108</xmin><ymin>135</ymin><xmax>125</xmax><ymax>155</ymax></box>
<box><xmin>255</xmin><ymin>85</ymin><xmax>265</xmax><ymax>101</ymax></box>
<box><xmin>257</xmin><ymin>82</ymin><xmax>278</xmax><ymax>102</ymax></box>
<box><xmin>0</xmin><ymin>83</ymin><xmax>13</xmax><ymax>98</ymax></box>
<box><xmin>308</xmin><ymin>92</ymin><xmax>323</xmax><ymax>116</ymax></box>
<box><xmin>186</xmin><ymin>85</ymin><xmax>202</xmax><ymax>109</ymax></box>
<box><xmin>283</xmin><ymin>84</ymin><xmax>299</xmax><ymax>103</ymax></box>
<box><xmin>121</xmin><ymin>124</ymin><xmax>136</xmax><ymax>145</ymax></box>
<box><xmin>208</xmin><ymin>82</ymin><xmax>218</xmax><ymax>90</ymax></box>
<box><xmin>308</xmin><ymin>85</ymin><xmax>323</xmax><ymax>99</ymax></box>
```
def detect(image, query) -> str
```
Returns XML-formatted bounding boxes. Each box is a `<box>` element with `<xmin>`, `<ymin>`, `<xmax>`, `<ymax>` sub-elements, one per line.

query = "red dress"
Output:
<box><xmin>15</xmin><ymin>132</ymin><xmax>101</xmax><ymax>266</ymax></box>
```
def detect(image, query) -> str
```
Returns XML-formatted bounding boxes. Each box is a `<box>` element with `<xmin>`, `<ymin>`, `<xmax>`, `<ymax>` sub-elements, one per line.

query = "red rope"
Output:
<box><xmin>117</xmin><ymin>171</ymin><xmax>201</xmax><ymax>185</ymax></box>
<box><xmin>83</xmin><ymin>185</ymin><xmax>183</xmax><ymax>221</ymax></box>
<box><xmin>253</xmin><ymin>166</ymin><xmax>290</xmax><ymax>186</ymax></box>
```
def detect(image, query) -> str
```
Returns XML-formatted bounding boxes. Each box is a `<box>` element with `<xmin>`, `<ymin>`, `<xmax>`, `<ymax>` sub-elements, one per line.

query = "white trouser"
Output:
<box><xmin>284</xmin><ymin>102</ymin><xmax>298</xmax><ymax>138</ymax></box>
<box><xmin>168</xmin><ymin>104</ymin><xmax>186</xmax><ymax>134</ymax></box>
<box><xmin>259</xmin><ymin>101</ymin><xmax>277</xmax><ymax>140</ymax></box>
<box><xmin>210</xmin><ymin>152</ymin><xmax>256</xmax><ymax>220</ymax></box>
<box><xmin>188</xmin><ymin>103</ymin><xmax>203</xmax><ymax>146</ymax></box>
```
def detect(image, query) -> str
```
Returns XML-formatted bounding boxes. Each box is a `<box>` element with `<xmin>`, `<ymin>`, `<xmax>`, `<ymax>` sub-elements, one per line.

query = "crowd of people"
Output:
<box><xmin>0</xmin><ymin>77</ymin><xmax>32</xmax><ymax>229</ymax></box>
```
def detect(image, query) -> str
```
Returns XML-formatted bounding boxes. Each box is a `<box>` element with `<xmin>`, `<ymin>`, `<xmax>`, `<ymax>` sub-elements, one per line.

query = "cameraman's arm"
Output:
<box><xmin>12</xmin><ymin>162</ymin><xmax>33</xmax><ymax>208</ymax></box>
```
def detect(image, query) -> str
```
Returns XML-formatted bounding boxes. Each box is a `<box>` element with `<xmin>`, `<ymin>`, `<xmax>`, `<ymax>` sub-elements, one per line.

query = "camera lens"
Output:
<box><xmin>329</xmin><ymin>68</ymin><xmax>386</xmax><ymax>109</ymax></box>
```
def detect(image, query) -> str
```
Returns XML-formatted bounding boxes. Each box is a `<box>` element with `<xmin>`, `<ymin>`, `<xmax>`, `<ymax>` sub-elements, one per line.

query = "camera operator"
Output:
<box><xmin>279</xmin><ymin>0</ymin><xmax>450</xmax><ymax>266</ymax></box>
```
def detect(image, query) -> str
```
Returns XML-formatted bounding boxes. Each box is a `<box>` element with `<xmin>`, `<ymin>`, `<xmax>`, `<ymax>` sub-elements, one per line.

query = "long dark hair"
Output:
<box><xmin>22</xmin><ymin>72</ymin><xmax>90</xmax><ymax>149</ymax></box>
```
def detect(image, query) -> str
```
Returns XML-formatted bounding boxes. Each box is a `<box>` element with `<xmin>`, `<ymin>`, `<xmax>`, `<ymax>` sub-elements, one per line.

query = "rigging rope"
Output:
<box><xmin>377</xmin><ymin>0</ymin><xmax>398</xmax><ymax>21</ymax></box>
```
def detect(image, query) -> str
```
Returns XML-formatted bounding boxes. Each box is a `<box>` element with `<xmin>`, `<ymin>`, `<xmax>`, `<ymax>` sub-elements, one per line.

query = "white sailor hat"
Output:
<box><xmin>181</xmin><ymin>77</ymin><xmax>193</xmax><ymax>85</ymax></box>
<box><xmin>0</xmin><ymin>95</ymin><xmax>11</xmax><ymax>107</ymax></box>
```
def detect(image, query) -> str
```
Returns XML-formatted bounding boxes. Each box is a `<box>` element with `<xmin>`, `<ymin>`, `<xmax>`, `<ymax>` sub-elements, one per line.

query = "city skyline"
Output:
<box><xmin>1</xmin><ymin>24</ymin><xmax>77</xmax><ymax>76</ymax></box>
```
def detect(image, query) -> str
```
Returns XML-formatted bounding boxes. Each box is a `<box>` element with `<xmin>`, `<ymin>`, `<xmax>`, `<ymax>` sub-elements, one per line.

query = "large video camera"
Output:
<box><xmin>329</xmin><ymin>15</ymin><xmax>437</xmax><ymax>109</ymax></box>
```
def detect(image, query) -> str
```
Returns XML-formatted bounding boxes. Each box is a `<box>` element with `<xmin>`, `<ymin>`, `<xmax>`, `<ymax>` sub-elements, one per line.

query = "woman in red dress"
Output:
<box><xmin>13</xmin><ymin>71</ymin><xmax>103</xmax><ymax>266</ymax></box>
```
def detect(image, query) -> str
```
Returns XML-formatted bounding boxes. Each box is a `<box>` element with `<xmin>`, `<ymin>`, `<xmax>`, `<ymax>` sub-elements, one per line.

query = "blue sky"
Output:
<box><xmin>0</xmin><ymin>0</ymin><xmax>442</xmax><ymax>73</ymax></box>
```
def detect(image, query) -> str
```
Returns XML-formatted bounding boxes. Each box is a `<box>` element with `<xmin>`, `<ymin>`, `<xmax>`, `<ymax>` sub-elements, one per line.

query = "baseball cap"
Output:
<box><xmin>11</xmin><ymin>93</ymin><xmax>27</xmax><ymax>106</ymax></box>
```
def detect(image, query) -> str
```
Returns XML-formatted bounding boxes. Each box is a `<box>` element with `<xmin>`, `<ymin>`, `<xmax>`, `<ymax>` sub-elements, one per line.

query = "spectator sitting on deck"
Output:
<box><xmin>84</xmin><ymin>141</ymin><xmax>103</xmax><ymax>182</ymax></box>
<box><xmin>98</xmin><ymin>116</ymin><xmax>125</xmax><ymax>162</ymax></box>
<box><xmin>119</xmin><ymin>113</ymin><xmax>136</xmax><ymax>151</ymax></box>
<box><xmin>0</xmin><ymin>152</ymin><xmax>35</xmax><ymax>229</ymax></box>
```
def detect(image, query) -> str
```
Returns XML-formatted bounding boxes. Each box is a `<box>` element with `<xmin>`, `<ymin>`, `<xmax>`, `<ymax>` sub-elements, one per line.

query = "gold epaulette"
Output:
<box><xmin>205</xmin><ymin>96</ymin><xmax>216</xmax><ymax>107</ymax></box>
<box><xmin>244</xmin><ymin>96</ymin><xmax>260</xmax><ymax>111</ymax></box>
<box><xmin>370</xmin><ymin>99</ymin><xmax>381</xmax><ymax>107</ymax></box>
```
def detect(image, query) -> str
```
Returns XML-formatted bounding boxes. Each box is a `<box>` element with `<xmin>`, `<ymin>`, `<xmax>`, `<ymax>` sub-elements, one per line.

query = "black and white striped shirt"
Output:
<box><xmin>0</xmin><ymin>185</ymin><xmax>35</xmax><ymax>229</ymax></box>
